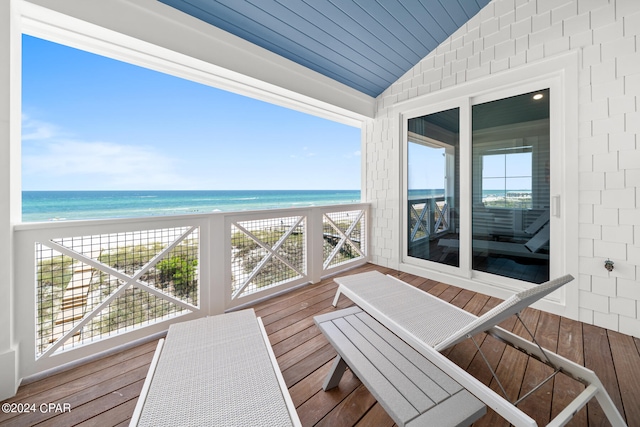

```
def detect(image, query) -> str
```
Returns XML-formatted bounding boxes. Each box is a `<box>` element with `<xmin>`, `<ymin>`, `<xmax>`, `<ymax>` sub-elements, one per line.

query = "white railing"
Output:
<box><xmin>14</xmin><ymin>203</ymin><xmax>368</xmax><ymax>378</ymax></box>
<box><xmin>408</xmin><ymin>196</ymin><xmax>449</xmax><ymax>243</ymax></box>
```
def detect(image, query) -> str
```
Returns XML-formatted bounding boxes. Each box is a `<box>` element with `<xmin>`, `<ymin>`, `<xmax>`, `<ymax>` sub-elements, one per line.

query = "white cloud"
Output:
<box><xmin>22</xmin><ymin>114</ymin><xmax>58</xmax><ymax>141</ymax></box>
<box><xmin>23</xmin><ymin>139</ymin><xmax>192</xmax><ymax>190</ymax></box>
<box><xmin>21</xmin><ymin>116</ymin><xmax>194</xmax><ymax>190</ymax></box>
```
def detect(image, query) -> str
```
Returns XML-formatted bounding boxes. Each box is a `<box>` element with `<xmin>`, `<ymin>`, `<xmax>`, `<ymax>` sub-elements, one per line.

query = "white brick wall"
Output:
<box><xmin>365</xmin><ymin>0</ymin><xmax>640</xmax><ymax>338</ymax></box>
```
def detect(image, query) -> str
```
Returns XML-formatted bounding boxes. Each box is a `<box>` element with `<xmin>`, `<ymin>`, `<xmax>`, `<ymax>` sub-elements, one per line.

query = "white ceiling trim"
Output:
<box><xmin>20</xmin><ymin>0</ymin><xmax>375</xmax><ymax>126</ymax></box>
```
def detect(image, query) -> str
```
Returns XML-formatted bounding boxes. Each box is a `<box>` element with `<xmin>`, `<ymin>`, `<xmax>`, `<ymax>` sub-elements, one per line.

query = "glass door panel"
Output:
<box><xmin>471</xmin><ymin>89</ymin><xmax>550</xmax><ymax>283</ymax></box>
<box><xmin>407</xmin><ymin>108</ymin><xmax>459</xmax><ymax>267</ymax></box>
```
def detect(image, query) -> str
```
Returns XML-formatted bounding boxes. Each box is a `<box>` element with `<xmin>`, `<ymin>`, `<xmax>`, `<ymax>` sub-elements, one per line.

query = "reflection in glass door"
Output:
<box><xmin>407</xmin><ymin>108</ymin><xmax>459</xmax><ymax>267</ymax></box>
<box><xmin>471</xmin><ymin>89</ymin><xmax>550</xmax><ymax>283</ymax></box>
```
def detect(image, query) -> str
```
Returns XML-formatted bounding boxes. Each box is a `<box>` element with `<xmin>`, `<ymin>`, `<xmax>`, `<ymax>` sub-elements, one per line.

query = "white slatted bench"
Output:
<box><xmin>130</xmin><ymin>309</ymin><xmax>301</xmax><ymax>427</ymax></box>
<box><xmin>330</xmin><ymin>271</ymin><xmax>627</xmax><ymax>427</ymax></box>
<box><xmin>315</xmin><ymin>307</ymin><xmax>486</xmax><ymax>427</ymax></box>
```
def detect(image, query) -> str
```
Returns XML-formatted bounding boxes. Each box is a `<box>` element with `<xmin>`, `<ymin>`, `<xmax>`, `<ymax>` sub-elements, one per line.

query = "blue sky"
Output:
<box><xmin>21</xmin><ymin>35</ymin><xmax>361</xmax><ymax>191</ymax></box>
<box><xmin>407</xmin><ymin>143</ymin><xmax>445</xmax><ymax>190</ymax></box>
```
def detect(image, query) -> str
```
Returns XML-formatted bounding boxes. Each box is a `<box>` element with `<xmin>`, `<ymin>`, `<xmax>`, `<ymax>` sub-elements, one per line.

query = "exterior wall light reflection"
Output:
<box><xmin>533</xmin><ymin>93</ymin><xmax>544</xmax><ymax>100</ymax></box>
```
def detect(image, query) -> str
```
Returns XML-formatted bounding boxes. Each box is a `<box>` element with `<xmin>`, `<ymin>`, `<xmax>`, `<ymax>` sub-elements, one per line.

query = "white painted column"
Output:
<box><xmin>208</xmin><ymin>215</ymin><xmax>227</xmax><ymax>315</ymax></box>
<box><xmin>0</xmin><ymin>0</ymin><xmax>22</xmax><ymax>401</ymax></box>
<box><xmin>306</xmin><ymin>207</ymin><xmax>324</xmax><ymax>284</ymax></box>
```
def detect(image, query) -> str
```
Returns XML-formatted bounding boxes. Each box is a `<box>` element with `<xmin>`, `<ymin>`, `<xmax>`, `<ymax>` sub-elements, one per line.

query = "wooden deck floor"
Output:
<box><xmin>2</xmin><ymin>264</ymin><xmax>639</xmax><ymax>427</ymax></box>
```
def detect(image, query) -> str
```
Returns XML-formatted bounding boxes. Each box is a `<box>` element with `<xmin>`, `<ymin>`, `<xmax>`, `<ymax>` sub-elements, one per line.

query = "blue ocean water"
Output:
<box><xmin>22</xmin><ymin>190</ymin><xmax>361</xmax><ymax>222</ymax></box>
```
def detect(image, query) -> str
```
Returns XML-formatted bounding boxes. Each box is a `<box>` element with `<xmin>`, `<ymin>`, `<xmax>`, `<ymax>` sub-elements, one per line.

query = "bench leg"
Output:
<box><xmin>322</xmin><ymin>355</ymin><xmax>348</xmax><ymax>391</ymax></box>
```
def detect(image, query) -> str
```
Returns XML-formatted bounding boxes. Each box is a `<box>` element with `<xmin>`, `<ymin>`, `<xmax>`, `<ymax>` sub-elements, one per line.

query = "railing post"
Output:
<box><xmin>208</xmin><ymin>214</ymin><xmax>227</xmax><ymax>315</ymax></box>
<box><xmin>307</xmin><ymin>207</ymin><xmax>324</xmax><ymax>284</ymax></box>
<box><xmin>428</xmin><ymin>197</ymin><xmax>437</xmax><ymax>237</ymax></box>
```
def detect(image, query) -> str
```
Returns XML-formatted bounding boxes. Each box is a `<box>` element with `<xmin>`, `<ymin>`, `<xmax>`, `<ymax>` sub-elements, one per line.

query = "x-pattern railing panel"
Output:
<box><xmin>410</xmin><ymin>202</ymin><xmax>430</xmax><ymax>242</ymax></box>
<box><xmin>231</xmin><ymin>216</ymin><xmax>306</xmax><ymax>300</ymax></box>
<box><xmin>24</xmin><ymin>204</ymin><xmax>368</xmax><ymax>372</ymax></box>
<box><xmin>322</xmin><ymin>209</ymin><xmax>365</xmax><ymax>271</ymax></box>
<box><xmin>409</xmin><ymin>197</ymin><xmax>450</xmax><ymax>242</ymax></box>
<box><xmin>434</xmin><ymin>201</ymin><xmax>449</xmax><ymax>233</ymax></box>
<box><xmin>35</xmin><ymin>226</ymin><xmax>199</xmax><ymax>357</ymax></box>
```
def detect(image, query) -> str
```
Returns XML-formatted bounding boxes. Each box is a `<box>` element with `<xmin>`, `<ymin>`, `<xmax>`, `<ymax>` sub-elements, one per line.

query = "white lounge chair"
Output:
<box><xmin>130</xmin><ymin>309</ymin><xmax>300</xmax><ymax>427</ymax></box>
<box><xmin>331</xmin><ymin>271</ymin><xmax>627</xmax><ymax>427</ymax></box>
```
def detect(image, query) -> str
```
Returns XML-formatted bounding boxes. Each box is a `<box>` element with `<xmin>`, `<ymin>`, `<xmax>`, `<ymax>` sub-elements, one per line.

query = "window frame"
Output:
<box><xmin>478</xmin><ymin>148</ymin><xmax>533</xmax><ymax>209</ymax></box>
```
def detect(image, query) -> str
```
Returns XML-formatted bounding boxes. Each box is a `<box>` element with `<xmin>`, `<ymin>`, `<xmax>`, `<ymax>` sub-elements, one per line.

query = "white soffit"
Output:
<box><xmin>20</xmin><ymin>0</ymin><xmax>375</xmax><ymax>125</ymax></box>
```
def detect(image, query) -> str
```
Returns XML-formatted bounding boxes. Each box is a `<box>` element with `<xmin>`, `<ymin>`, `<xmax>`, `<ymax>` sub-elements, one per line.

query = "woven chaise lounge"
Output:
<box><xmin>129</xmin><ymin>309</ymin><xmax>301</xmax><ymax>427</ymax></box>
<box><xmin>327</xmin><ymin>271</ymin><xmax>627</xmax><ymax>427</ymax></box>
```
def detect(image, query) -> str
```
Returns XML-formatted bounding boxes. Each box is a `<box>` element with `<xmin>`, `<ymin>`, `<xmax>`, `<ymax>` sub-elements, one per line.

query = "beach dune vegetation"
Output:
<box><xmin>231</xmin><ymin>228</ymin><xmax>305</xmax><ymax>291</ymax></box>
<box><xmin>88</xmin><ymin>240</ymin><xmax>199</xmax><ymax>336</ymax></box>
<box><xmin>98</xmin><ymin>243</ymin><xmax>165</xmax><ymax>275</ymax></box>
<box><xmin>157</xmin><ymin>255</ymin><xmax>198</xmax><ymax>297</ymax></box>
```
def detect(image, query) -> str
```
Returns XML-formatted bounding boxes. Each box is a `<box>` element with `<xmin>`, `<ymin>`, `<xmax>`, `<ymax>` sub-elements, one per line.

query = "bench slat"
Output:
<box><xmin>319</xmin><ymin>320</ymin><xmax>421</xmax><ymax>423</ymax></box>
<box><xmin>333</xmin><ymin>316</ymin><xmax>437</xmax><ymax>413</ymax></box>
<box><xmin>343</xmin><ymin>314</ymin><xmax>450</xmax><ymax>405</ymax></box>
<box><xmin>355</xmin><ymin>312</ymin><xmax>464</xmax><ymax>395</ymax></box>
<box><xmin>408</xmin><ymin>388</ymin><xmax>488</xmax><ymax>427</ymax></box>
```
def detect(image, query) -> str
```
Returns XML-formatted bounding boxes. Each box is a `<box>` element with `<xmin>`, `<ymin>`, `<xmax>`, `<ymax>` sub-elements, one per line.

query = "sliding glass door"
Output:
<box><xmin>472</xmin><ymin>89</ymin><xmax>550</xmax><ymax>283</ymax></box>
<box><xmin>405</xmin><ymin>89</ymin><xmax>552</xmax><ymax>284</ymax></box>
<box><xmin>407</xmin><ymin>109</ymin><xmax>460</xmax><ymax>267</ymax></box>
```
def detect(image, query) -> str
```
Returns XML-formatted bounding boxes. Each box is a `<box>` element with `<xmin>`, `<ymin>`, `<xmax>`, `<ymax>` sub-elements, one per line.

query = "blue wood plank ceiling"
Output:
<box><xmin>158</xmin><ymin>0</ymin><xmax>491</xmax><ymax>97</ymax></box>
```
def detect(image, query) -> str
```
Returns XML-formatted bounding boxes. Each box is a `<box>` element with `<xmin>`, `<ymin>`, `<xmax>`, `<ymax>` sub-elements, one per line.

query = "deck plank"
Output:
<box><xmin>0</xmin><ymin>264</ymin><xmax>635</xmax><ymax>427</ymax></box>
<box><xmin>0</xmin><ymin>350</ymin><xmax>154</xmax><ymax>426</ymax></box>
<box><xmin>354</xmin><ymin>402</ymin><xmax>395</xmax><ymax>427</ymax></box>
<box><xmin>296</xmin><ymin>368</ymin><xmax>362</xmax><ymax>427</ymax></box>
<box><xmin>73</xmin><ymin>398</ymin><xmax>139</xmax><ymax>427</ymax></box>
<box><xmin>608</xmin><ymin>330</ymin><xmax>640</xmax><ymax>424</ymax></box>
<box><xmin>315</xmin><ymin>384</ymin><xmax>377</xmax><ymax>427</ymax></box>
<box><xmin>282</xmin><ymin>343</ymin><xmax>337</xmax><ymax>387</ymax></box>
<box><xmin>3</xmin><ymin>339</ymin><xmax>157</xmax><ymax>402</ymax></box>
<box><xmin>516</xmin><ymin>311</ymin><xmax>560</xmax><ymax>426</ymax></box>
<box><xmin>551</xmin><ymin>316</ymin><xmax>587</xmax><ymax>426</ymax></box>
<box><xmin>583</xmin><ymin>323</ymin><xmax>625</xmax><ymax>426</ymax></box>
<box><xmin>35</xmin><ymin>380</ymin><xmax>144</xmax><ymax>427</ymax></box>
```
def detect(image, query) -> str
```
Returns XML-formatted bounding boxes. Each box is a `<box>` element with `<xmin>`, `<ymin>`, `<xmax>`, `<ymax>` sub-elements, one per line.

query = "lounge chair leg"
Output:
<box><xmin>515</xmin><ymin>313</ymin><xmax>557</xmax><ymax>370</ymax></box>
<box><xmin>470</xmin><ymin>335</ymin><xmax>509</xmax><ymax>401</ymax></box>
<box><xmin>332</xmin><ymin>287</ymin><xmax>342</xmax><ymax>307</ymax></box>
<box><xmin>594</xmin><ymin>381</ymin><xmax>629</xmax><ymax>427</ymax></box>
<box><xmin>323</xmin><ymin>355</ymin><xmax>348</xmax><ymax>391</ymax></box>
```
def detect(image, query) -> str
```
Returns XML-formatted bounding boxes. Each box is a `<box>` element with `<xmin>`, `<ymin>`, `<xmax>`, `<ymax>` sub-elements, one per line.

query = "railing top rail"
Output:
<box><xmin>408</xmin><ymin>196</ymin><xmax>445</xmax><ymax>203</ymax></box>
